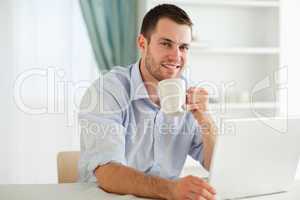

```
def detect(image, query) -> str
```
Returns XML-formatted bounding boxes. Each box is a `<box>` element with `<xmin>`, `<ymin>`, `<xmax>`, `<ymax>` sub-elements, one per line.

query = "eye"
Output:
<box><xmin>179</xmin><ymin>45</ymin><xmax>189</xmax><ymax>51</ymax></box>
<box><xmin>160</xmin><ymin>42</ymin><xmax>172</xmax><ymax>48</ymax></box>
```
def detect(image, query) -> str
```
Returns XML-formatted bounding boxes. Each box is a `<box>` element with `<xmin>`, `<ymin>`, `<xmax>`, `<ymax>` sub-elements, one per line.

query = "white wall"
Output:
<box><xmin>281</xmin><ymin>0</ymin><xmax>300</xmax><ymax>116</ymax></box>
<box><xmin>0</xmin><ymin>0</ymin><xmax>15</xmax><ymax>184</ymax></box>
<box><xmin>281</xmin><ymin>0</ymin><xmax>300</xmax><ymax>179</ymax></box>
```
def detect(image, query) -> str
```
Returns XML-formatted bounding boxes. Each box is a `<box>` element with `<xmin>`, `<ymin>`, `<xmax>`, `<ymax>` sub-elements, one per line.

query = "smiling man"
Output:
<box><xmin>79</xmin><ymin>4</ymin><xmax>217</xmax><ymax>200</ymax></box>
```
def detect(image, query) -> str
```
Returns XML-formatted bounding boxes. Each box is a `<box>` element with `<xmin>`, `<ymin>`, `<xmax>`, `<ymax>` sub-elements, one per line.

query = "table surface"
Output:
<box><xmin>0</xmin><ymin>181</ymin><xmax>300</xmax><ymax>200</ymax></box>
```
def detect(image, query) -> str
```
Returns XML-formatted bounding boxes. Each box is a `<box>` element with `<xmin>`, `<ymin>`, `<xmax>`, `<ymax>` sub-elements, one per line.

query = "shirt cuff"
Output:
<box><xmin>87</xmin><ymin>151</ymin><xmax>127</xmax><ymax>174</ymax></box>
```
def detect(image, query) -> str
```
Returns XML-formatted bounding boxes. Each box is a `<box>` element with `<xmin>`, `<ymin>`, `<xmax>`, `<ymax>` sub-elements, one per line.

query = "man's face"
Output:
<box><xmin>140</xmin><ymin>18</ymin><xmax>192</xmax><ymax>81</ymax></box>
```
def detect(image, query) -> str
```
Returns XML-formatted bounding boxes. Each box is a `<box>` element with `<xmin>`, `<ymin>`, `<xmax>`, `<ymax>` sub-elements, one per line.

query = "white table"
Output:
<box><xmin>0</xmin><ymin>181</ymin><xmax>300</xmax><ymax>200</ymax></box>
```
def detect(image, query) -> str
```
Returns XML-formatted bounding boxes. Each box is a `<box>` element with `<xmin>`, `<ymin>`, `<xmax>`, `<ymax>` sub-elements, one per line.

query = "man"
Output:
<box><xmin>79</xmin><ymin>4</ymin><xmax>217</xmax><ymax>200</ymax></box>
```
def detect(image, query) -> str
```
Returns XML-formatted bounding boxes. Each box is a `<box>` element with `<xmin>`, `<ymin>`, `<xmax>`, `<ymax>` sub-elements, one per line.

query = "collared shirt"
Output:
<box><xmin>78</xmin><ymin>61</ymin><xmax>204</xmax><ymax>182</ymax></box>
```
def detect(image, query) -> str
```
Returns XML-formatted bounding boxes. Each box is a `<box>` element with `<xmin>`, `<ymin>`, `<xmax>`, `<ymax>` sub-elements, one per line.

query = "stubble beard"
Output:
<box><xmin>144</xmin><ymin>51</ymin><xmax>165</xmax><ymax>82</ymax></box>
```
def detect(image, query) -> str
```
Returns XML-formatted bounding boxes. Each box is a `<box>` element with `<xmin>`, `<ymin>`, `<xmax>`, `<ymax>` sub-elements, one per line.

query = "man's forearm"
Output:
<box><xmin>202</xmin><ymin>134</ymin><xmax>216</xmax><ymax>170</ymax></box>
<box><xmin>200</xmin><ymin>115</ymin><xmax>217</xmax><ymax>171</ymax></box>
<box><xmin>94</xmin><ymin>162</ymin><xmax>175</xmax><ymax>200</ymax></box>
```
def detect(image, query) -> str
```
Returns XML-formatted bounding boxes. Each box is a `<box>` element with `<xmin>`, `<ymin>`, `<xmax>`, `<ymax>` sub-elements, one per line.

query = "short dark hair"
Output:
<box><xmin>140</xmin><ymin>4</ymin><xmax>193</xmax><ymax>42</ymax></box>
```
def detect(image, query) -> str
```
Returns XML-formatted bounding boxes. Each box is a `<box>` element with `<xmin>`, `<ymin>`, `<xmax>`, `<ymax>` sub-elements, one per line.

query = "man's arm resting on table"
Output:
<box><xmin>94</xmin><ymin>162</ymin><xmax>174</xmax><ymax>200</ymax></box>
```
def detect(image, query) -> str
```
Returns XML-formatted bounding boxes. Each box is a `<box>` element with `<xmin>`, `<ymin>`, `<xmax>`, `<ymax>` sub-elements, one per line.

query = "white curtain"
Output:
<box><xmin>0</xmin><ymin>0</ymin><xmax>98</xmax><ymax>184</ymax></box>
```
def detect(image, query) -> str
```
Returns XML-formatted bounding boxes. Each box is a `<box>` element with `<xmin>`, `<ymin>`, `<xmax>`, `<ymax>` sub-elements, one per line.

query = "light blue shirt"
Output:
<box><xmin>78</xmin><ymin>61</ymin><xmax>204</xmax><ymax>182</ymax></box>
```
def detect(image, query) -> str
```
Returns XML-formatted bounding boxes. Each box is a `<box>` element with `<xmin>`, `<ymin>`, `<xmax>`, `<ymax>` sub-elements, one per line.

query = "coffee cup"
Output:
<box><xmin>157</xmin><ymin>78</ymin><xmax>186</xmax><ymax>116</ymax></box>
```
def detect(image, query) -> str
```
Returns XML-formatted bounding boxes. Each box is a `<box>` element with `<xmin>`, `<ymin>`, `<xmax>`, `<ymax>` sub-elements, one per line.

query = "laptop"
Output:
<box><xmin>208</xmin><ymin>117</ymin><xmax>300</xmax><ymax>199</ymax></box>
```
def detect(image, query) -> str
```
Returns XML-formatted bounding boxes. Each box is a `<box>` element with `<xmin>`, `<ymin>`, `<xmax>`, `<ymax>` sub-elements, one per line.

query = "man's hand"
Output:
<box><xmin>186</xmin><ymin>87</ymin><xmax>217</xmax><ymax>170</ymax></box>
<box><xmin>186</xmin><ymin>87</ymin><xmax>209</xmax><ymax>128</ymax></box>
<box><xmin>169</xmin><ymin>175</ymin><xmax>216</xmax><ymax>200</ymax></box>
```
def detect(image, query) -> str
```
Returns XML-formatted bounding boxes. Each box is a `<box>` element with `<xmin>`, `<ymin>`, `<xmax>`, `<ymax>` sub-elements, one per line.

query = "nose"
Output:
<box><xmin>168</xmin><ymin>46</ymin><xmax>181</xmax><ymax>62</ymax></box>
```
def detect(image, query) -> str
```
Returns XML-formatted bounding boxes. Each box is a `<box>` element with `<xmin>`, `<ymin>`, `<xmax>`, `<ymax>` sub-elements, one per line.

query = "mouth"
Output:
<box><xmin>161</xmin><ymin>63</ymin><xmax>181</xmax><ymax>69</ymax></box>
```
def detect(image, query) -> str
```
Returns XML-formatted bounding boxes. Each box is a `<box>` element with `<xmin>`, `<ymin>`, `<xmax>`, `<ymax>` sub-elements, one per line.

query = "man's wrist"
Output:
<box><xmin>144</xmin><ymin>175</ymin><xmax>176</xmax><ymax>200</ymax></box>
<box><xmin>164</xmin><ymin>179</ymin><xmax>176</xmax><ymax>200</ymax></box>
<box><xmin>197</xmin><ymin>114</ymin><xmax>216</xmax><ymax>134</ymax></box>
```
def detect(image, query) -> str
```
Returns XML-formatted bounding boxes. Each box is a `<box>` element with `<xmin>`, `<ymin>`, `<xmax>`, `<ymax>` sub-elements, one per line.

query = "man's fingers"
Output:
<box><xmin>186</xmin><ymin>90</ymin><xmax>208</xmax><ymax>105</ymax></box>
<box><xmin>187</xmin><ymin>87</ymin><xmax>208</xmax><ymax>95</ymax></box>
<box><xmin>191</xmin><ymin>177</ymin><xmax>216</xmax><ymax>195</ymax></box>
<box><xmin>187</xmin><ymin>94</ymin><xmax>208</xmax><ymax>104</ymax></box>
<box><xmin>190</xmin><ymin>185</ymin><xmax>215</xmax><ymax>200</ymax></box>
<box><xmin>199</xmin><ymin>189</ymin><xmax>215</xmax><ymax>200</ymax></box>
<box><xmin>200</xmin><ymin>182</ymin><xmax>216</xmax><ymax>195</ymax></box>
<box><xmin>188</xmin><ymin>184</ymin><xmax>216</xmax><ymax>200</ymax></box>
<box><xmin>186</xmin><ymin>104</ymin><xmax>199</xmax><ymax>111</ymax></box>
<box><xmin>186</xmin><ymin>104</ymin><xmax>207</xmax><ymax>112</ymax></box>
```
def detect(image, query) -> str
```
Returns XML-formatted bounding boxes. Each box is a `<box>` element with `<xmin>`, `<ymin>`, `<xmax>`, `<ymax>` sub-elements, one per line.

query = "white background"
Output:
<box><xmin>0</xmin><ymin>0</ymin><xmax>299</xmax><ymax>184</ymax></box>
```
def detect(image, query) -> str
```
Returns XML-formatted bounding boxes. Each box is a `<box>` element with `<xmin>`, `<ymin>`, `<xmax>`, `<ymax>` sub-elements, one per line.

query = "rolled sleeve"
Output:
<box><xmin>78</xmin><ymin>83</ymin><xmax>128</xmax><ymax>182</ymax></box>
<box><xmin>78</xmin><ymin>120</ymin><xmax>127</xmax><ymax>182</ymax></box>
<box><xmin>188</xmin><ymin>122</ymin><xmax>204</xmax><ymax>166</ymax></box>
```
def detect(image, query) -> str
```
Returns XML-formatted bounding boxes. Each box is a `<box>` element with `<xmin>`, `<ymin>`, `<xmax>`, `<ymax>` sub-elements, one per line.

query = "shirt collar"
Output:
<box><xmin>130</xmin><ymin>60</ymin><xmax>149</xmax><ymax>101</ymax></box>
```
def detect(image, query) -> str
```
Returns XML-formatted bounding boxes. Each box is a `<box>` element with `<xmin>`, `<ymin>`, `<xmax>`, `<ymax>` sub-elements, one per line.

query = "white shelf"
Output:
<box><xmin>153</xmin><ymin>0</ymin><xmax>279</xmax><ymax>8</ymax></box>
<box><xmin>190</xmin><ymin>44</ymin><xmax>279</xmax><ymax>55</ymax></box>
<box><xmin>209</xmin><ymin>102</ymin><xmax>279</xmax><ymax>110</ymax></box>
<box><xmin>147</xmin><ymin>0</ymin><xmax>280</xmax><ymax>104</ymax></box>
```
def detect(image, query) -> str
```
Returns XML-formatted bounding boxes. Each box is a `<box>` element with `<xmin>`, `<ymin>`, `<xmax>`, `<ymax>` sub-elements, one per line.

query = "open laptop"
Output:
<box><xmin>208</xmin><ymin>117</ymin><xmax>300</xmax><ymax>199</ymax></box>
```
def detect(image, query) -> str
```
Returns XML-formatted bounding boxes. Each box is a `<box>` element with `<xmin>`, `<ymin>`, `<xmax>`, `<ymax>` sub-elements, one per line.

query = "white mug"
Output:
<box><xmin>158</xmin><ymin>78</ymin><xmax>186</xmax><ymax>116</ymax></box>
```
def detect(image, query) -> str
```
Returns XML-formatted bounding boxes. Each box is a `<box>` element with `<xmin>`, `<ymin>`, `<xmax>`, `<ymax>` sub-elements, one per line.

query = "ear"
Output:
<box><xmin>137</xmin><ymin>34</ymin><xmax>147</xmax><ymax>53</ymax></box>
